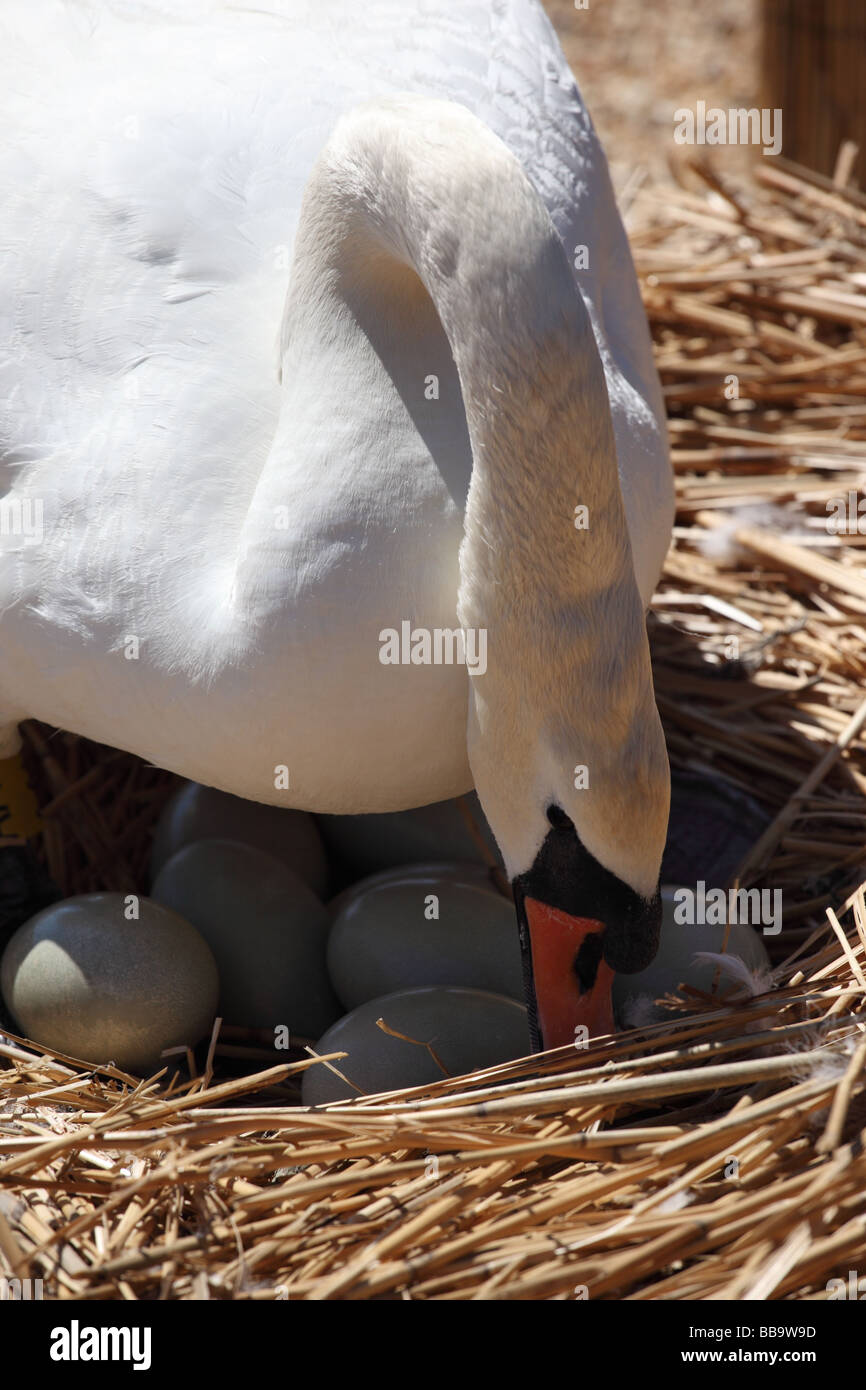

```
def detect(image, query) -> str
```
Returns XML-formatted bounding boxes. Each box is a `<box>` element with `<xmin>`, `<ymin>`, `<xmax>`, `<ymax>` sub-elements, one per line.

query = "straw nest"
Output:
<box><xmin>2</xmin><ymin>153</ymin><xmax>866</xmax><ymax>1301</ymax></box>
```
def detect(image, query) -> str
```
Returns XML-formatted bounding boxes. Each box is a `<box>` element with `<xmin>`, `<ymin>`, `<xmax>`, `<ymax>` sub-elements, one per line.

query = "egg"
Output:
<box><xmin>0</xmin><ymin>894</ymin><xmax>218</xmax><ymax>1073</ymax></box>
<box><xmin>327</xmin><ymin>863</ymin><xmax>522</xmax><ymax>1009</ymax></box>
<box><xmin>663</xmin><ymin>769</ymin><xmax>770</xmax><ymax>890</ymax></box>
<box><xmin>315</xmin><ymin>792</ymin><xmax>500</xmax><ymax>879</ymax></box>
<box><xmin>151</xmin><ymin>838</ymin><xmax>341</xmax><ymax>1039</ymax></box>
<box><xmin>613</xmin><ymin>883</ymin><xmax>772</xmax><ymax>1025</ymax></box>
<box><xmin>302</xmin><ymin>986</ymin><xmax>530</xmax><ymax>1104</ymax></box>
<box><xmin>150</xmin><ymin>781</ymin><xmax>328</xmax><ymax>897</ymax></box>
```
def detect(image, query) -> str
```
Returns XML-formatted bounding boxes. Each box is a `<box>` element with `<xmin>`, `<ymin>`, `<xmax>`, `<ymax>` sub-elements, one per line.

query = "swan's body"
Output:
<box><xmin>1</xmin><ymin>0</ymin><xmax>673</xmax><ymax>1047</ymax></box>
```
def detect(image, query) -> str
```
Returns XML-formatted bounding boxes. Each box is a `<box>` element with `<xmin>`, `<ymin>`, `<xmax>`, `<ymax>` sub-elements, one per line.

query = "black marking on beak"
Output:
<box><xmin>573</xmin><ymin>931</ymin><xmax>604</xmax><ymax>995</ymax></box>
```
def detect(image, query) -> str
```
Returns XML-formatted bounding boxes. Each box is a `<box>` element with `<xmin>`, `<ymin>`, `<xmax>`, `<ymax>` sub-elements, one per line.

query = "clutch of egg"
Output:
<box><xmin>0</xmin><ymin>782</ymin><xmax>772</xmax><ymax>1093</ymax></box>
<box><xmin>0</xmin><ymin>789</ymin><xmax>522</xmax><ymax>1088</ymax></box>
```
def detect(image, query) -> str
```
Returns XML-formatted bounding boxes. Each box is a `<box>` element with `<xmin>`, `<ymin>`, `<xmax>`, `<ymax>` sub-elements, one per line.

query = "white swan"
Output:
<box><xmin>0</xmin><ymin>0</ymin><xmax>673</xmax><ymax>1048</ymax></box>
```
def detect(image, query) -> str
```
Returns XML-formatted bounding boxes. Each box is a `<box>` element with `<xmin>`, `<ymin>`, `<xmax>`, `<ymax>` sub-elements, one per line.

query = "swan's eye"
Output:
<box><xmin>546</xmin><ymin>804</ymin><xmax>572</xmax><ymax>831</ymax></box>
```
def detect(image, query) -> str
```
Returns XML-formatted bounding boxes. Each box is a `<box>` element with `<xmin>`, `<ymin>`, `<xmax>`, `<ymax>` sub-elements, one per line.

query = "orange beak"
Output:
<box><xmin>522</xmin><ymin>896</ymin><xmax>615</xmax><ymax>1049</ymax></box>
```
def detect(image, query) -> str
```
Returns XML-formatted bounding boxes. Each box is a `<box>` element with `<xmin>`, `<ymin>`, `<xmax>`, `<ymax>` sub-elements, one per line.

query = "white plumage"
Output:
<box><xmin>0</xmin><ymin>0</ymin><xmax>672</xmax><ymax>891</ymax></box>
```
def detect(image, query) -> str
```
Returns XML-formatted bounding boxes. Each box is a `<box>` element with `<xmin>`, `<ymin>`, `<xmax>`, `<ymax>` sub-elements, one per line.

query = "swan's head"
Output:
<box><xmin>466</xmin><ymin>616</ymin><xmax>670</xmax><ymax>1053</ymax></box>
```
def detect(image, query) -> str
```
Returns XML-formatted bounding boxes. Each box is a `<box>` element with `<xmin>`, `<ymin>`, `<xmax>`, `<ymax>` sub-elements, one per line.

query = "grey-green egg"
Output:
<box><xmin>613</xmin><ymin>884</ymin><xmax>772</xmax><ymax>1025</ymax></box>
<box><xmin>0</xmin><ymin>894</ymin><xmax>219</xmax><ymax>1074</ymax></box>
<box><xmin>151</xmin><ymin>838</ymin><xmax>341</xmax><ymax>1039</ymax></box>
<box><xmin>315</xmin><ymin>793</ymin><xmax>500</xmax><ymax>879</ymax></box>
<box><xmin>327</xmin><ymin>863</ymin><xmax>522</xmax><ymax>1009</ymax></box>
<box><xmin>302</xmin><ymin>986</ymin><xmax>530</xmax><ymax>1104</ymax></box>
<box><xmin>150</xmin><ymin>781</ymin><xmax>328</xmax><ymax>897</ymax></box>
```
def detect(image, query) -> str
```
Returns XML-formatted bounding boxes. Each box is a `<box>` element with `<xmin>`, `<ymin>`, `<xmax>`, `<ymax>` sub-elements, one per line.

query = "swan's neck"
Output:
<box><xmin>283</xmin><ymin>97</ymin><xmax>663</xmax><ymax>887</ymax></box>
